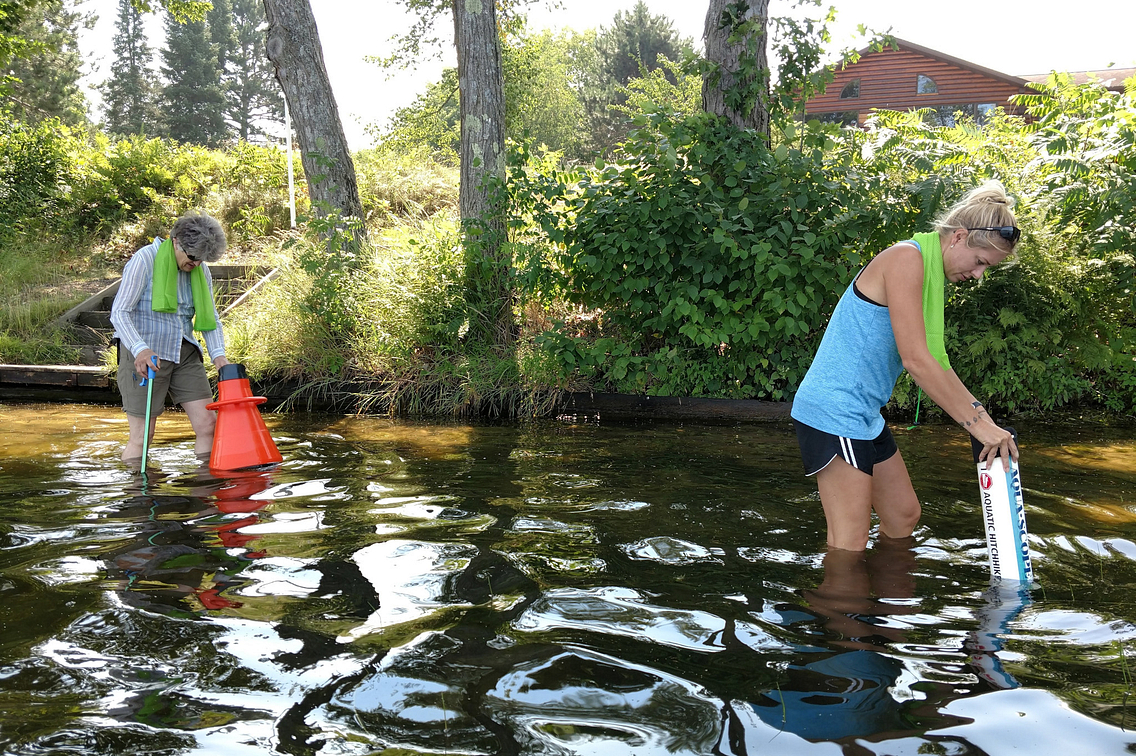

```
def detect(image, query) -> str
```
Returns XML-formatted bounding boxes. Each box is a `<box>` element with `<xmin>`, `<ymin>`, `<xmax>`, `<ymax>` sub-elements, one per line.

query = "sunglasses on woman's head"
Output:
<box><xmin>967</xmin><ymin>226</ymin><xmax>1021</xmax><ymax>246</ymax></box>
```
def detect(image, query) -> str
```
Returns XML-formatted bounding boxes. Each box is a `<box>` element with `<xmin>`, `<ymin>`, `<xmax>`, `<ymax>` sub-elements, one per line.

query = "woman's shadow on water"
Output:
<box><xmin>743</xmin><ymin>537</ymin><xmax>1020</xmax><ymax>755</ymax></box>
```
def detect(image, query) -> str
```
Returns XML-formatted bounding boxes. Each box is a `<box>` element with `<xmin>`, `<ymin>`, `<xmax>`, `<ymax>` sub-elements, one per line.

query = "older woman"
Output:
<box><xmin>110</xmin><ymin>211</ymin><xmax>231</xmax><ymax>462</ymax></box>
<box><xmin>790</xmin><ymin>181</ymin><xmax>1020</xmax><ymax>551</ymax></box>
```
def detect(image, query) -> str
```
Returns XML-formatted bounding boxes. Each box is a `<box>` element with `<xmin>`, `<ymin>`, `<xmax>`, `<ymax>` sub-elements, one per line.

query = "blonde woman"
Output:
<box><xmin>790</xmin><ymin>181</ymin><xmax>1021</xmax><ymax>552</ymax></box>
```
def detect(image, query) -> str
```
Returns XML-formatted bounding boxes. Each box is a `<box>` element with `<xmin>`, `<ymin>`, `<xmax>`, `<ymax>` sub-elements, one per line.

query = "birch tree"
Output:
<box><xmin>261</xmin><ymin>0</ymin><xmax>365</xmax><ymax>240</ymax></box>
<box><xmin>702</xmin><ymin>0</ymin><xmax>770</xmax><ymax>135</ymax></box>
<box><xmin>452</xmin><ymin>0</ymin><xmax>510</xmax><ymax>341</ymax></box>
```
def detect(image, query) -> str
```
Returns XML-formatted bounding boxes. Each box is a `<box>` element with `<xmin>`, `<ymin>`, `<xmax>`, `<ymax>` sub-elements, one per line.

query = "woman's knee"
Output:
<box><xmin>877</xmin><ymin>496</ymin><xmax>921</xmax><ymax>538</ymax></box>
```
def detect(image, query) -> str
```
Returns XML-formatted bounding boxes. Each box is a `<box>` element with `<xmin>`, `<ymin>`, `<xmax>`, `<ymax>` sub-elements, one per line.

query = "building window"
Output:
<box><xmin>922</xmin><ymin>106</ymin><xmax>961</xmax><ymax>127</ymax></box>
<box><xmin>813</xmin><ymin>111</ymin><xmax>860</xmax><ymax>126</ymax></box>
<box><xmin>917</xmin><ymin>74</ymin><xmax>938</xmax><ymax>94</ymax></box>
<box><xmin>921</xmin><ymin>104</ymin><xmax>1000</xmax><ymax>128</ymax></box>
<box><xmin>840</xmin><ymin>79</ymin><xmax>860</xmax><ymax>99</ymax></box>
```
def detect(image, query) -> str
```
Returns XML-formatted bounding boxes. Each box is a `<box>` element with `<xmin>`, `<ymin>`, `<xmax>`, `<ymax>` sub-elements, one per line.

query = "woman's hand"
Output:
<box><xmin>972</xmin><ymin>419</ymin><xmax>1018</xmax><ymax>469</ymax></box>
<box><xmin>213</xmin><ymin>356</ymin><xmax>231</xmax><ymax>369</ymax></box>
<box><xmin>134</xmin><ymin>349</ymin><xmax>159</xmax><ymax>377</ymax></box>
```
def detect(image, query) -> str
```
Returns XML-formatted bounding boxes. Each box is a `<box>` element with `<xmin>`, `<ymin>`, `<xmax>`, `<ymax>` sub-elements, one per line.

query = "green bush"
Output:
<box><xmin>511</xmin><ymin>110</ymin><xmax>923</xmax><ymax>399</ymax></box>
<box><xmin>0</xmin><ymin>116</ymin><xmax>74</xmax><ymax>234</ymax></box>
<box><xmin>510</xmin><ymin>76</ymin><xmax>1136</xmax><ymax>415</ymax></box>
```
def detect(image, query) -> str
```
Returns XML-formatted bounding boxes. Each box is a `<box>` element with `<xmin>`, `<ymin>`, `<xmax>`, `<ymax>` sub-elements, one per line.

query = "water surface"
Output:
<box><xmin>1</xmin><ymin>403</ymin><xmax>1135</xmax><ymax>755</ymax></box>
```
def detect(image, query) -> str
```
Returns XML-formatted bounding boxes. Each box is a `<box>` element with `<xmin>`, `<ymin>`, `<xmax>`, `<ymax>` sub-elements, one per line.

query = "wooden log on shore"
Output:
<box><xmin>561</xmin><ymin>392</ymin><xmax>792</xmax><ymax>423</ymax></box>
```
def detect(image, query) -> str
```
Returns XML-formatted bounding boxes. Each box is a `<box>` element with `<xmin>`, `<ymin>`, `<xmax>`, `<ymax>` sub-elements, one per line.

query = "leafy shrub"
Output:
<box><xmin>512</xmin><ymin>110</ymin><xmax>920</xmax><ymax>399</ymax></box>
<box><xmin>509</xmin><ymin>75</ymin><xmax>1136</xmax><ymax>415</ymax></box>
<box><xmin>0</xmin><ymin>116</ymin><xmax>74</xmax><ymax>234</ymax></box>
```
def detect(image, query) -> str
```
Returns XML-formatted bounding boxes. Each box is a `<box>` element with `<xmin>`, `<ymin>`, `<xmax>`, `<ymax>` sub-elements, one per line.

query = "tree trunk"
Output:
<box><xmin>261</xmin><ymin>0</ymin><xmax>364</xmax><ymax>243</ymax></box>
<box><xmin>702</xmin><ymin>0</ymin><xmax>770</xmax><ymax>136</ymax></box>
<box><xmin>452</xmin><ymin>0</ymin><xmax>512</xmax><ymax>344</ymax></box>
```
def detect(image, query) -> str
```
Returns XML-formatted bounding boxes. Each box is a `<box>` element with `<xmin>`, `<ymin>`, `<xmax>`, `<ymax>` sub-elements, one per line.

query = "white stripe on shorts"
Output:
<box><xmin>840</xmin><ymin>436</ymin><xmax>859</xmax><ymax>469</ymax></box>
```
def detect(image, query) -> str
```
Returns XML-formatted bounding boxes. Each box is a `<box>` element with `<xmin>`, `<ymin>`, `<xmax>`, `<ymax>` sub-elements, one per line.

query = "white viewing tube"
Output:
<box><xmin>972</xmin><ymin>428</ymin><xmax>1035</xmax><ymax>584</ymax></box>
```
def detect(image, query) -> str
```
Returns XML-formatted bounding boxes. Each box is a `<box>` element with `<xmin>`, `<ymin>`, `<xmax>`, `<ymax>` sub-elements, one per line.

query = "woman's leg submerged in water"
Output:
<box><xmin>815</xmin><ymin>449</ymin><xmax>921</xmax><ymax>551</ymax></box>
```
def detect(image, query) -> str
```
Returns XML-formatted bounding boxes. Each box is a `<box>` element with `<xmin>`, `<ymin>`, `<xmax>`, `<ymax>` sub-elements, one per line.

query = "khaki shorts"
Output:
<box><xmin>118</xmin><ymin>340</ymin><xmax>213</xmax><ymax>417</ymax></box>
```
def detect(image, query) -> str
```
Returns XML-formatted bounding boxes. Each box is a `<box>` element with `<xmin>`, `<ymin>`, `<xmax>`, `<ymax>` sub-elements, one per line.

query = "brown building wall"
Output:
<box><xmin>806</xmin><ymin>47</ymin><xmax>1031</xmax><ymax>122</ymax></box>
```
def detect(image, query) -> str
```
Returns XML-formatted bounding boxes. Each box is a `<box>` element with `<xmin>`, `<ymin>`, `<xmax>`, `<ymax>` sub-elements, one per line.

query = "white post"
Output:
<box><xmin>284</xmin><ymin>91</ymin><xmax>296</xmax><ymax>229</ymax></box>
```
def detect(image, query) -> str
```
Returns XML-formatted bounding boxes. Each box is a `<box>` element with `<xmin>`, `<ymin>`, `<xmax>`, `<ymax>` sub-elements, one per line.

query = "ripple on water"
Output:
<box><xmin>514</xmin><ymin>586</ymin><xmax>727</xmax><ymax>653</ymax></box>
<box><xmin>237</xmin><ymin>510</ymin><xmax>325</xmax><ymax>535</ymax></box>
<box><xmin>326</xmin><ymin>631</ymin><xmax>496</xmax><ymax>754</ymax></box>
<box><xmin>621</xmin><ymin>536</ymin><xmax>723</xmax><ymax>565</ymax></box>
<box><xmin>1015</xmin><ymin>608</ymin><xmax>1136</xmax><ymax>645</ymax></box>
<box><xmin>370</xmin><ymin>494</ymin><xmax>495</xmax><ymax>534</ymax></box>
<box><xmin>483</xmin><ymin>647</ymin><xmax>724</xmax><ymax>755</ymax></box>
<box><xmin>232</xmin><ymin>557</ymin><xmax>322</xmax><ymax>598</ymax></box>
<box><xmin>341</xmin><ymin>540</ymin><xmax>476</xmax><ymax>642</ymax></box>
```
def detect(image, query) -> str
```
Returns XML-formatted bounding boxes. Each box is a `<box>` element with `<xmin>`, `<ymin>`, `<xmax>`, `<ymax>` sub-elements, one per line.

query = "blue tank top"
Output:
<box><xmin>790</xmin><ymin>271</ymin><xmax>905</xmax><ymax>440</ymax></box>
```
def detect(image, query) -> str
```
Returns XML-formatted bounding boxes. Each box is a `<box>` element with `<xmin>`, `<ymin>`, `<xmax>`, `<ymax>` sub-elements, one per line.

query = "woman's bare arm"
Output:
<box><xmin>880</xmin><ymin>245</ymin><xmax>1017</xmax><ymax>465</ymax></box>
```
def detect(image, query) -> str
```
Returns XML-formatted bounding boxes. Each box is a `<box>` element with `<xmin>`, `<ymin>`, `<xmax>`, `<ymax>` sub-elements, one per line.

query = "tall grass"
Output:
<box><xmin>0</xmin><ymin>238</ymin><xmax>118</xmax><ymax>364</ymax></box>
<box><xmin>224</xmin><ymin>214</ymin><xmax>564</xmax><ymax>417</ymax></box>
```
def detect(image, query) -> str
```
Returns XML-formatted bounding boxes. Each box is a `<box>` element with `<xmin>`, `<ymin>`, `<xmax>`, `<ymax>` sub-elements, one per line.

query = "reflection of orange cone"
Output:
<box><xmin>207</xmin><ymin>364</ymin><xmax>282</xmax><ymax>471</ymax></box>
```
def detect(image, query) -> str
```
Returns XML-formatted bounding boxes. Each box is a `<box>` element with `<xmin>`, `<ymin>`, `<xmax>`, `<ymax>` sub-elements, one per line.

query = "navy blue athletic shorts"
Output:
<box><xmin>793</xmin><ymin>419</ymin><xmax>898</xmax><ymax>477</ymax></box>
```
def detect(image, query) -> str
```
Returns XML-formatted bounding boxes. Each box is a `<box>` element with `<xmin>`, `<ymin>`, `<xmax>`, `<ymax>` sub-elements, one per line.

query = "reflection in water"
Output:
<box><xmin>2</xmin><ymin>404</ymin><xmax>1136</xmax><ymax>754</ymax></box>
<box><xmin>745</xmin><ymin>541</ymin><xmax>988</xmax><ymax>749</ymax></box>
<box><xmin>104</xmin><ymin>470</ymin><xmax>277</xmax><ymax>616</ymax></box>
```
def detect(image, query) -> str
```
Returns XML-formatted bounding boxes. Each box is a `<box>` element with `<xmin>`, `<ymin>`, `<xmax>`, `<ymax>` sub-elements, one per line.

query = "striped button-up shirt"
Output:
<box><xmin>110</xmin><ymin>237</ymin><xmax>226</xmax><ymax>363</ymax></box>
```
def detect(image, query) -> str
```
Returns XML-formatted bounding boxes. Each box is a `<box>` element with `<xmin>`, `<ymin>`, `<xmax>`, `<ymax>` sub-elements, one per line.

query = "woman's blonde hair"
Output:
<box><xmin>933</xmin><ymin>180</ymin><xmax>1018</xmax><ymax>253</ymax></box>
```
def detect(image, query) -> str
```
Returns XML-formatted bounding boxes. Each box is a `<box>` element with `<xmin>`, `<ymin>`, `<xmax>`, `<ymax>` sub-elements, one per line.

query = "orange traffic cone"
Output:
<box><xmin>207</xmin><ymin>364</ymin><xmax>282</xmax><ymax>471</ymax></box>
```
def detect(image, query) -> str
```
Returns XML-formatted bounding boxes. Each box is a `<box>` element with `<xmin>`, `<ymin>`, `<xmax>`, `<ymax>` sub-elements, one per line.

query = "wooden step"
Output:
<box><xmin>0</xmin><ymin>364</ymin><xmax>111</xmax><ymax>388</ymax></box>
<box><xmin>70</xmin><ymin>324</ymin><xmax>110</xmax><ymax>346</ymax></box>
<box><xmin>73</xmin><ymin>345</ymin><xmax>107</xmax><ymax>366</ymax></box>
<box><xmin>77</xmin><ymin>311</ymin><xmax>112</xmax><ymax>329</ymax></box>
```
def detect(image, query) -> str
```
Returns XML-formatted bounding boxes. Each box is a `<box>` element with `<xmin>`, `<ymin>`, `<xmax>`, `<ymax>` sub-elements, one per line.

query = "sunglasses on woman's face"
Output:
<box><xmin>967</xmin><ymin>226</ymin><xmax>1021</xmax><ymax>246</ymax></box>
<box><xmin>174</xmin><ymin>238</ymin><xmax>204</xmax><ymax>262</ymax></box>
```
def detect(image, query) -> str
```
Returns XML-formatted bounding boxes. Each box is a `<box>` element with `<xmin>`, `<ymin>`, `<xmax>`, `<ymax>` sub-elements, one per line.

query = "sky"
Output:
<box><xmin>77</xmin><ymin>0</ymin><xmax>1136</xmax><ymax>151</ymax></box>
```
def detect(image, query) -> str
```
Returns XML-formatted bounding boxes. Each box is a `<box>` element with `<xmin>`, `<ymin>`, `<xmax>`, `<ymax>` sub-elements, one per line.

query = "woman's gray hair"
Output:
<box><xmin>171</xmin><ymin>212</ymin><xmax>227</xmax><ymax>263</ymax></box>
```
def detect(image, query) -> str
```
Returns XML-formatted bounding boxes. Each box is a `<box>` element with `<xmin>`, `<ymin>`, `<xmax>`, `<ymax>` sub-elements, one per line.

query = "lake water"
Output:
<box><xmin>1</xmin><ymin>402</ymin><xmax>1135</xmax><ymax>755</ymax></box>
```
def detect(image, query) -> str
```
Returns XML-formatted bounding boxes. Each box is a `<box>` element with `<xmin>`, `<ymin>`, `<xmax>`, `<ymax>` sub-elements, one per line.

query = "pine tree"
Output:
<box><xmin>207</xmin><ymin>0</ymin><xmax>233</xmax><ymax>72</ymax></box>
<box><xmin>571</xmin><ymin>1</ymin><xmax>693</xmax><ymax>157</ymax></box>
<box><xmin>100</xmin><ymin>0</ymin><xmax>161</xmax><ymax>135</ymax></box>
<box><xmin>159</xmin><ymin>9</ymin><xmax>226</xmax><ymax>146</ymax></box>
<box><xmin>5</xmin><ymin>0</ymin><xmax>90</xmax><ymax>125</ymax></box>
<box><xmin>222</xmin><ymin>0</ymin><xmax>282</xmax><ymax>141</ymax></box>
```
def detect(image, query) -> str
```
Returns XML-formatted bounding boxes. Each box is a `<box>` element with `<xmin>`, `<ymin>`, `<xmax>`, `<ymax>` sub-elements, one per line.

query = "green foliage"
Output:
<box><xmin>511</xmin><ymin>112</ymin><xmax>917</xmax><ymax>399</ymax></box>
<box><xmin>1016</xmin><ymin>73</ymin><xmax>1136</xmax><ymax>256</ymax></box>
<box><xmin>100</xmin><ymin>0</ymin><xmax>162</xmax><ymax>136</ymax></box>
<box><xmin>225</xmin><ymin>213</ymin><xmax>559</xmax><ymax>417</ymax></box>
<box><xmin>502</xmin><ymin>24</ymin><xmax>587</xmax><ymax>158</ymax></box>
<box><xmin>159</xmin><ymin>9</ymin><xmax>226</xmax><ymax>146</ymax></box>
<box><xmin>612</xmin><ymin>55</ymin><xmax>702</xmax><ymax>122</ymax></box>
<box><xmin>507</xmin><ymin>71</ymin><xmax>1136</xmax><ymax>415</ymax></box>
<box><xmin>374</xmin><ymin>22</ymin><xmax>587</xmax><ymax>163</ymax></box>
<box><xmin>0</xmin><ymin>108</ymin><xmax>299</xmax><ymax>242</ymax></box>
<box><xmin>4</xmin><ymin>0</ymin><xmax>89</xmax><ymax>125</ymax></box>
<box><xmin>353</xmin><ymin>147</ymin><xmax>458</xmax><ymax>226</ymax></box>
<box><xmin>0</xmin><ymin>115</ymin><xmax>71</xmax><ymax>233</ymax></box>
<box><xmin>570</xmin><ymin>2</ymin><xmax>694</xmax><ymax>158</ymax></box>
<box><xmin>372</xmin><ymin>67</ymin><xmax>460</xmax><ymax>163</ymax></box>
